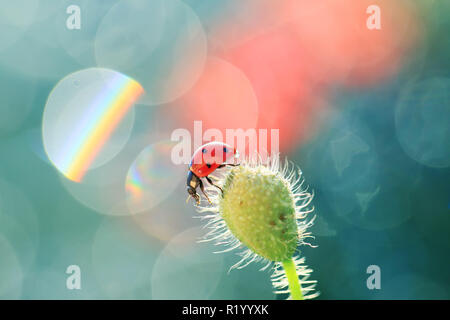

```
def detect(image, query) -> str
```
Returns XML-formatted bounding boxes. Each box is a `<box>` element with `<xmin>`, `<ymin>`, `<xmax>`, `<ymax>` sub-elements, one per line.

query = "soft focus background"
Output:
<box><xmin>0</xmin><ymin>0</ymin><xmax>449</xmax><ymax>299</ymax></box>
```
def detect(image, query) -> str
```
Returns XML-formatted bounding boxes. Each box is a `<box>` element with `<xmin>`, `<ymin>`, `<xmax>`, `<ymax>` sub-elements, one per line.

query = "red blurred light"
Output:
<box><xmin>225</xmin><ymin>25</ymin><xmax>325</xmax><ymax>153</ymax></box>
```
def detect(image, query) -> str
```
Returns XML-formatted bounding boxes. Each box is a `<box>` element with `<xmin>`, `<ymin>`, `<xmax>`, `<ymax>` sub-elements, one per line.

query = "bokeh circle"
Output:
<box><xmin>0</xmin><ymin>1</ymin><xmax>39</xmax><ymax>52</ymax></box>
<box><xmin>91</xmin><ymin>218</ymin><xmax>159</xmax><ymax>298</ymax></box>
<box><xmin>151</xmin><ymin>227</ymin><xmax>224</xmax><ymax>299</ymax></box>
<box><xmin>126</xmin><ymin>140</ymin><xmax>186</xmax><ymax>214</ymax></box>
<box><xmin>95</xmin><ymin>0</ymin><xmax>207</xmax><ymax>105</ymax></box>
<box><xmin>43</xmin><ymin>68</ymin><xmax>142</xmax><ymax>182</ymax></box>
<box><xmin>0</xmin><ymin>235</ymin><xmax>23</xmax><ymax>299</ymax></box>
<box><xmin>395</xmin><ymin>76</ymin><xmax>450</xmax><ymax>168</ymax></box>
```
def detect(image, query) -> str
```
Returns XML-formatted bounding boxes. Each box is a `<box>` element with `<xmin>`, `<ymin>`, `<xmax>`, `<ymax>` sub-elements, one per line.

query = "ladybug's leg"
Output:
<box><xmin>207</xmin><ymin>174</ymin><xmax>220</xmax><ymax>181</ymax></box>
<box><xmin>198</xmin><ymin>179</ymin><xmax>212</xmax><ymax>204</ymax></box>
<box><xmin>217</xmin><ymin>163</ymin><xmax>240</xmax><ymax>169</ymax></box>
<box><xmin>205</xmin><ymin>176</ymin><xmax>223</xmax><ymax>194</ymax></box>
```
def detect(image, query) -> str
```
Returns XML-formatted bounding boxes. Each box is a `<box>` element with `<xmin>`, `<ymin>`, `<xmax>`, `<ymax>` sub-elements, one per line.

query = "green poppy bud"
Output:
<box><xmin>197</xmin><ymin>157</ymin><xmax>318</xmax><ymax>300</ymax></box>
<box><xmin>220</xmin><ymin>165</ymin><xmax>298</xmax><ymax>262</ymax></box>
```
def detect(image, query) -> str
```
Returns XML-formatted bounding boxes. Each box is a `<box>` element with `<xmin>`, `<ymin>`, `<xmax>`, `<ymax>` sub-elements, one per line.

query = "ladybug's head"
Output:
<box><xmin>186</xmin><ymin>171</ymin><xmax>200</xmax><ymax>204</ymax></box>
<box><xmin>186</xmin><ymin>186</ymin><xmax>200</xmax><ymax>205</ymax></box>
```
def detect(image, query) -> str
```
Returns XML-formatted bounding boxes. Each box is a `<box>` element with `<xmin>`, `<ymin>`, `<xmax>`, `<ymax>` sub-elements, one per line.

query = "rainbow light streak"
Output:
<box><xmin>60</xmin><ymin>74</ymin><xmax>144</xmax><ymax>182</ymax></box>
<box><xmin>125</xmin><ymin>145</ymin><xmax>169</xmax><ymax>200</ymax></box>
<box><xmin>126</xmin><ymin>166</ymin><xmax>143</xmax><ymax>199</ymax></box>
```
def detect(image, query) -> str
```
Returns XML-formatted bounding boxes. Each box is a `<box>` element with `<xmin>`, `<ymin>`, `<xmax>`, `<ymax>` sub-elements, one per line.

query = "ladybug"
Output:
<box><xmin>187</xmin><ymin>142</ymin><xmax>239</xmax><ymax>204</ymax></box>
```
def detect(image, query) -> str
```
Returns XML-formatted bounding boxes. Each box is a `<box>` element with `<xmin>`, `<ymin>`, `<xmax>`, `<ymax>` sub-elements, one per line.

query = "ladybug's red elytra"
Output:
<box><xmin>187</xmin><ymin>142</ymin><xmax>239</xmax><ymax>205</ymax></box>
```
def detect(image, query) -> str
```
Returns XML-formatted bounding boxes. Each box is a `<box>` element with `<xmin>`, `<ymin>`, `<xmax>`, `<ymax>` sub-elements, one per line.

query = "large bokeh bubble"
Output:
<box><xmin>23</xmin><ymin>197</ymin><xmax>104</xmax><ymax>299</ymax></box>
<box><xmin>310</xmin><ymin>113</ymin><xmax>380</xmax><ymax>213</ymax></box>
<box><xmin>297</xmin><ymin>107</ymin><xmax>413</xmax><ymax>230</ymax></box>
<box><xmin>0</xmin><ymin>1</ymin><xmax>81</xmax><ymax>80</ymax></box>
<box><xmin>22</xmin><ymin>127</ymin><xmax>52</xmax><ymax>165</ymax></box>
<box><xmin>151</xmin><ymin>227</ymin><xmax>224</xmax><ymax>299</ymax></box>
<box><xmin>0</xmin><ymin>1</ymin><xmax>39</xmax><ymax>52</ymax></box>
<box><xmin>58</xmin><ymin>111</ymin><xmax>178</xmax><ymax>217</ymax></box>
<box><xmin>58</xmin><ymin>132</ymin><xmax>153</xmax><ymax>216</ymax></box>
<box><xmin>164</xmin><ymin>57</ymin><xmax>260</xmax><ymax>158</ymax></box>
<box><xmin>95</xmin><ymin>0</ymin><xmax>207</xmax><ymax>105</ymax></box>
<box><xmin>23</xmin><ymin>267</ymin><xmax>101</xmax><ymax>299</ymax></box>
<box><xmin>126</xmin><ymin>140</ymin><xmax>186</xmax><ymax>214</ymax></box>
<box><xmin>0</xmin><ymin>71</ymin><xmax>37</xmax><ymax>135</ymax></box>
<box><xmin>43</xmin><ymin>68</ymin><xmax>143</xmax><ymax>182</ymax></box>
<box><xmin>56</xmin><ymin>0</ymin><xmax>122</xmax><ymax>67</ymax></box>
<box><xmin>130</xmin><ymin>182</ymin><xmax>199</xmax><ymax>243</ymax></box>
<box><xmin>0</xmin><ymin>179</ymin><xmax>39</xmax><ymax>272</ymax></box>
<box><xmin>91</xmin><ymin>218</ymin><xmax>160</xmax><ymax>298</ymax></box>
<box><xmin>0</xmin><ymin>234</ymin><xmax>23</xmax><ymax>299</ymax></box>
<box><xmin>209</xmin><ymin>254</ymin><xmax>276</xmax><ymax>299</ymax></box>
<box><xmin>174</xmin><ymin>57</ymin><xmax>259</xmax><ymax>130</ymax></box>
<box><xmin>54</xmin><ymin>93</ymin><xmax>176</xmax><ymax>217</ymax></box>
<box><xmin>395</xmin><ymin>77</ymin><xmax>450</xmax><ymax>168</ymax></box>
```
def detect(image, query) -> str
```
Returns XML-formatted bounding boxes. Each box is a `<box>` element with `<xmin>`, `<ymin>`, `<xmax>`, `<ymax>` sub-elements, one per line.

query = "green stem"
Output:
<box><xmin>282</xmin><ymin>258</ymin><xmax>304</xmax><ymax>300</ymax></box>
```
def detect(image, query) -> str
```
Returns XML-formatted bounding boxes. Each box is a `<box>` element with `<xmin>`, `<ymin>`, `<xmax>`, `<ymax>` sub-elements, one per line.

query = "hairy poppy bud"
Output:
<box><xmin>197</xmin><ymin>157</ymin><xmax>319</xmax><ymax>300</ymax></box>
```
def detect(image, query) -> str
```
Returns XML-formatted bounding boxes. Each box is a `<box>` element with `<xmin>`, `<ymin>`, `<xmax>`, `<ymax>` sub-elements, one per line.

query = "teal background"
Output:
<box><xmin>0</xmin><ymin>0</ymin><xmax>449</xmax><ymax>299</ymax></box>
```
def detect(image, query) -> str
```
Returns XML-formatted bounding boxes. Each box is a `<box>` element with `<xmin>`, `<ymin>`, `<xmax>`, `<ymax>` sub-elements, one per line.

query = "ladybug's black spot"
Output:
<box><xmin>206</xmin><ymin>163</ymin><xmax>212</xmax><ymax>168</ymax></box>
<box><xmin>202</xmin><ymin>148</ymin><xmax>207</xmax><ymax>154</ymax></box>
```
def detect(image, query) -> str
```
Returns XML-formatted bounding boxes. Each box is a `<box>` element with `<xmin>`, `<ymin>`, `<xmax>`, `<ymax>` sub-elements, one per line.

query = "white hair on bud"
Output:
<box><xmin>193</xmin><ymin>154</ymin><xmax>319</xmax><ymax>299</ymax></box>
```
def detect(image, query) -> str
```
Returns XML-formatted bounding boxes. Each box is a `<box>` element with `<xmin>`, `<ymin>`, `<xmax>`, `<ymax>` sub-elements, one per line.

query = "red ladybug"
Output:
<box><xmin>187</xmin><ymin>142</ymin><xmax>239</xmax><ymax>204</ymax></box>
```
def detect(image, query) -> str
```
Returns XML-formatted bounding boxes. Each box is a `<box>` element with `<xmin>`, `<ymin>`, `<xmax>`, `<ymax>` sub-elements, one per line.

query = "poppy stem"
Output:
<box><xmin>282</xmin><ymin>258</ymin><xmax>304</xmax><ymax>300</ymax></box>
